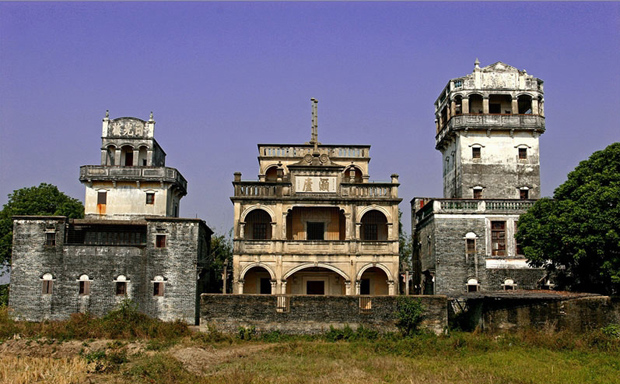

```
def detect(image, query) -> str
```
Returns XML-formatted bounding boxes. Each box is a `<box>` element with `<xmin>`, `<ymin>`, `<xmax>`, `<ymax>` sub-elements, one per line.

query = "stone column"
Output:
<box><xmin>388</xmin><ymin>280</ymin><xmax>395</xmax><ymax>296</ymax></box>
<box><xmin>345</xmin><ymin>281</ymin><xmax>352</xmax><ymax>295</ymax></box>
<box><xmin>462</xmin><ymin>98</ymin><xmax>469</xmax><ymax>114</ymax></box>
<box><xmin>482</xmin><ymin>96</ymin><xmax>489</xmax><ymax>114</ymax></box>
<box><xmin>355</xmin><ymin>280</ymin><xmax>361</xmax><ymax>295</ymax></box>
<box><xmin>133</xmin><ymin>149</ymin><xmax>140</xmax><ymax>166</ymax></box>
<box><xmin>531</xmin><ymin>98</ymin><xmax>539</xmax><ymax>116</ymax></box>
<box><xmin>270</xmin><ymin>280</ymin><xmax>277</xmax><ymax>295</ymax></box>
<box><xmin>280</xmin><ymin>280</ymin><xmax>287</xmax><ymax>294</ymax></box>
<box><xmin>114</xmin><ymin>149</ymin><xmax>121</xmax><ymax>166</ymax></box>
<box><xmin>237</xmin><ymin>280</ymin><xmax>245</xmax><ymax>294</ymax></box>
<box><xmin>511</xmin><ymin>98</ymin><xmax>518</xmax><ymax>115</ymax></box>
<box><xmin>450</xmin><ymin>99</ymin><xmax>456</xmax><ymax>119</ymax></box>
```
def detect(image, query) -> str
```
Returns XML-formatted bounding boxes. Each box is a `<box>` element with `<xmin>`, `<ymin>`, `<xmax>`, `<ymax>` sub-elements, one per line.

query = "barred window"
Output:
<box><xmin>519</xmin><ymin>148</ymin><xmax>527</xmax><ymax>160</ymax></box>
<box><xmin>466</xmin><ymin>239</ymin><xmax>475</xmax><ymax>255</ymax></box>
<box><xmin>146</xmin><ymin>193</ymin><xmax>155</xmax><ymax>205</ymax></box>
<box><xmin>156</xmin><ymin>235</ymin><xmax>166</xmax><ymax>248</ymax></box>
<box><xmin>472</xmin><ymin>147</ymin><xmax>481</xmax><ymax>159</ymax></box>
<box><xmin>45</xmin><ymin>232</ymin><xmax>56</xmax><ymax>246</ymax></box>
<box><xmin>491</xmin><ymin>221</ymin><xmax>506</xmax><ymax>256</ymax></box>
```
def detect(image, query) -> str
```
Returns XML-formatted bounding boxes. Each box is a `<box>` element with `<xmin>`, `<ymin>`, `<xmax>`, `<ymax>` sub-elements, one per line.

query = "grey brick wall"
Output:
<box><xmin>200</xmin><ymin>294</ymin><xmax>448</xmax><ymax>335</ymax></box>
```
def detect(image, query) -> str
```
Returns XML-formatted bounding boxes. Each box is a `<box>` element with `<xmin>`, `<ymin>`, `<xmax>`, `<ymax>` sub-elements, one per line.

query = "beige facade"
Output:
<box><xmin>80</xmin><ymin>112</ymin><xmax>186</xmax><ymax>219</ymax></box>
<box><xmin>231</xmin><ymin>100</ymin><xmax>402</xmax><ymax>296</ymax></box>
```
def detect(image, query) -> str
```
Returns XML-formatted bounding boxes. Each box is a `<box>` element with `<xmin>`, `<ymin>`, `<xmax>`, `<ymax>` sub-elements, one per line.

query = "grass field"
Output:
<box><xmin>1</xmin><ymin>305</ymin><xmax>619</xmax><ymax>384</ymax></box>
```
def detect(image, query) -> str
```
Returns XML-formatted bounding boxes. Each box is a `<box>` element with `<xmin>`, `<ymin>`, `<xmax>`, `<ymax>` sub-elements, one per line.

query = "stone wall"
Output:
<box><xmin>200</xmin><ymin>294</ymin><xmax>448</xmax><ymax>335</ymax></box>
<box><xmin>464</xmin><ymin>294</ymin><xmax>620</xmax><ymax>333</ymax></box>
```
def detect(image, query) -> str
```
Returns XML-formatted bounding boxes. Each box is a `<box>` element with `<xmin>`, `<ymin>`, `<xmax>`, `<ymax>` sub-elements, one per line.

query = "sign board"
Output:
<box><xmin>295</xmin><ymin>176</ymin><xmax>337</xmax><ymax>193</ymax></box>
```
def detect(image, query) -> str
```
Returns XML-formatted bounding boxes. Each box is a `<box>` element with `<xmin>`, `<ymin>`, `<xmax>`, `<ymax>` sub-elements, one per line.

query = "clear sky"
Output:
<box><xmin>1</xmin><ymin>1</ymin><xmax>619</xmax><ymax>238</ymax></box>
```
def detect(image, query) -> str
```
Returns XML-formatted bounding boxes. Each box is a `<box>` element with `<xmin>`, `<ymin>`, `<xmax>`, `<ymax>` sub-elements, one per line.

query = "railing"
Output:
<box><xmin>235</xmin><ymin>239</ymin><xmax>397</xmax><ymax>255</ymax></box>
<box><xmin>80</xmin><ymin>166</ymin><xmax>187</xmax><ymax>191</ymax></box>
<box><xmin>233</xmin><ymin>181</ymin><xmax>397</xmax><ymax>199</ymax></box>
<box><xmin>416</xmin><ymin>199</ymin><xmax>536</xmax><ymax>220</ymax></box>
<box><xmin>342</xmin><ymin>182</ymin><xmax>396</xmax><ymax>199</ymax></box>
<box><xmin>259</xmin><ymin>145</ymin><xmax>369</xmax><ymax>159</ymax></box>
<box><xmin>437</xmin><ymin>114</ymin><xmax>545</xmax><ymax>141</ymax></box>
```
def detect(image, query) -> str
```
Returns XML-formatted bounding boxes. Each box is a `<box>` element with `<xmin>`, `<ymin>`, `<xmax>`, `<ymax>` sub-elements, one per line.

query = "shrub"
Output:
<box><xmin>396</xmin><ymin>297</ymin><xmax>425</xmax><ymax>336</ymax></box>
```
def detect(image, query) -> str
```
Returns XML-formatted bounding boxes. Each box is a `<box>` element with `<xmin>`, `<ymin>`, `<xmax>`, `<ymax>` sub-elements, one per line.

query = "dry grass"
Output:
<box><xmin>0</xmin><ymin>355</ymin><xmax>89</xmax><ymax>384</ymax></box>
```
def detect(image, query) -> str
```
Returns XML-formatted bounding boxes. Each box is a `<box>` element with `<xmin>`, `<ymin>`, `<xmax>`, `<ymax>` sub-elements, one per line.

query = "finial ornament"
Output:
<box><xmin>474</xmin><ymin>58</ymin><xmax>480</xmax><ymax>68</ymax></box>
<box><xmin>310</xmin><ymin>98</ymin><xmax>319</xmax><ymax>153</ymax></box>
<box><xmin>149</xmin><ymin>111</ymin><xmax>154</xmax><ymax>121</ymax></box>
<box><xmin>105</xmin><ymin>110</ymin><xmax>109</xmax><ymax>119</ymax></box>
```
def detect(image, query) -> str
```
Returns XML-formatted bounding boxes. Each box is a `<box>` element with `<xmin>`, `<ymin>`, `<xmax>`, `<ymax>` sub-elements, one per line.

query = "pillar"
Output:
<box><xmin>531</xmin><ymin>98</ymin><xmax>539</xmax><ymax>115</ymax></box>
<box><xmin>511</xmin><ymin>98</ymin><xmax>518</xmax><ymax>115</ymax></box>
<box><xmin>345</xmin><ymin>281</ymin><xmax>352</xmax><ymax>295</ymax></box>
<box><xmin>237</xmin><ymin>280</ymin><xmax>244</xmax><ymax>294</ymax></box>
<box><xmin>388</xmin><ymin>280</ymin><xmax>395</xmax><ymax>296</ymax></box>
<box><xmin>462</xmin><ymin>98</ymin><xmax>469</xmax><ymax>114</ymax></box>
<box><xmin>482</xmin><ymin>96</ymin><xmax>489</xmax><ymax>114</ymax></box>
<box><xmin>280</xmin><ymin>280</ymin><xmax>287</xmax><ymax>294</ymax></box>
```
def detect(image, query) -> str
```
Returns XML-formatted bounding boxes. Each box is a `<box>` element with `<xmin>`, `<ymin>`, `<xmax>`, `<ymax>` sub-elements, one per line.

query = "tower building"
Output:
<box><xmin>413</xmin><ymin>61</ymin><xmax>547</xmax><ymax>296</ymax></box>
<box><xmin>231</xmin><ymin>99</ymin><xmax>402</xmax><ymax>296</ymax></box>
<box><xmin>9</xmin><ymin>112</ymin><xmax>211</xmax><ymax>323</ymax></box>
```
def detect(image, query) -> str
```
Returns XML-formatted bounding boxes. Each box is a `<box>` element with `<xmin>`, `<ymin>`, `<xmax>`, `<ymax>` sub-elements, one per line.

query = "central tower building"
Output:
<box><xmin>231</xmin><ymin>100</ymin><xmax>402</xmax><ymax>296</ymax></box>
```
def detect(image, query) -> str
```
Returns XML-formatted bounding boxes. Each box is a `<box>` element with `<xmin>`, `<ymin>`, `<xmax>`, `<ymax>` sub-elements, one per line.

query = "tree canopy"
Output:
<box><xmin>516</xmin><ymin>143</ymin><xmax>620</xmax><ymax>295</ymax></box>
<box><xmin>0</xmin><ymin>183</ymin><xmax>84</xmax><ymax>268</ymax></box>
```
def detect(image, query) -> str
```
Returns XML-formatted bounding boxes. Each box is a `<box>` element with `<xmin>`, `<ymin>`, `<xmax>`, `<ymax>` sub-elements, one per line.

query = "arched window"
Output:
<box><xmin>265</xmin><ymin>166</ymin><xmax>278</xmax><ymax>182</ymax></box>
<box><xmin>138</xmin><ymin>146</ymin><xmax>148</xmax><ymax>166</ymax></box>
<box><xmin>153</xmin><ymin>275</ymin><xmax>165</xmax><ymax>296</ymax></box>
<box><xmin>466</xmin><ymin>278</ymin><xmax>479</xmax><ymax>293</ymax></box>
<box><xmin>245</xmin><ymin>209</ymin><xmax>272</xmax><ymax>240</ymax></box>
<box><xmin>41</xmin><ymin>273</ymin><xmax>54</xmax><ymax>295</ymax></box>
<box><xmin>344</xmin><ymin>166</ymin><xmax>363</xmax><ymax>183</ymax></box>
<box><xmin>502</xmin><ymin>278</ymin><xmax>517</xmax><ymax>290</ymax></box>
<box><xmin>121</xmin><ymin>146</ymin><xmax>134</xmax><ymax>167</ymax></box>
<box><xmin>115</xmin><ymin>275</ymin><xmax>129</xmax><ymax>296</ymax></box>
<box><xmin>518</xmin><ymin>94</ymin><xmax>533</xmax><ymax>114</ymax></box>
<box><xmin>361</xmin><ymin>210</ymin><xmax>388</xmax><ymax>241</ymax></box>
<box><xmin>78</xmin><ymin>274</ymin><xmax>91</xmax><ymax>296</ymax></box>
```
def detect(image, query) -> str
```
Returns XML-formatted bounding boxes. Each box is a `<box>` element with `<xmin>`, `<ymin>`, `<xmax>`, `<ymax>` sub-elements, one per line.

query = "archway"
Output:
<box><xmin>242</xmin><ymin>266</ymin><xmax>274</xmax><ymax>294</ymax></box>
<box><xmin>283</xmin><ymin>265</ymin><xmax>349</xmax><ymax>295</ymax></box>
<box><xmin>120</xmin><ymin>145</ymin><xmax>134</xmax><ymax>167</ymax></box>
<box><xmin>360</xmin><ymin>210</ymin><xmax>388</xmax><ymax>241</ymax></box>
<box><xmin>358</xmin><ymin>267</ymin><xmax>390</xmax><ymax>295</ymax></box>
<box><xmin>244</xmin><ymin>209</ymin><xmax>272</xmax><ymax>240</ymax></box>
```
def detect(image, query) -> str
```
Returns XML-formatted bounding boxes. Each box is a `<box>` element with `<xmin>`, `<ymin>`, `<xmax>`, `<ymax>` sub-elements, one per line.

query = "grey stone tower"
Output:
<box><xmin>434</xmin><ymin>60</ymin><xmax>545</xmax><ymax>200</ymax></box>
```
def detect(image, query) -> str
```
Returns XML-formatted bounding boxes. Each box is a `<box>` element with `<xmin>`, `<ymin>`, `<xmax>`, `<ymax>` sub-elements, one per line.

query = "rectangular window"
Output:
<box><xmin>515</xmin><ymin>222</ymin><xmax>523</xmax><ymax>256</ymax></box>
<box><xmin>115</xmin><ymin>282</ymin><xmax>127</xmax><ymax>296</ymax></box>
<box><xmin>253</xmin><ymin>223</ymin><xmax>267</xmax><ymax>240</ymax></box>
<box><xmin>306</xmin><ymin>281</ymin><xmax>325</xmax><ymax>295</ymax></box>
<box><xmin>473</xmin><ymin>189</ymin><xmax>483</xmax><ymax>199</ymax></box>
<box><xmin>97</xmin><ymin>191</ymin><xmax>107</xmax><ymax>205</ymax></box>
<box><xmin>360</xmin><ymin>279</ymin><xmax>371</xmax><ymax>295</ymax></box>
<box><xmin>519</xmin><ymin>148</ymin><xmax>527</xmax><ymax>160</ymax></box>
<box><xmin>466</xmin><ymin>239</ymin><xmax>475</xmax><ymax>255</ymax></box>
<box><xmin>45</xmin><ymin>232</ymin><xmax>56</xmax><ymax>246</ymax></box>
<box><xmin>472</xmin><ymin>147</ymin><xmax>481</xmax><ymax>159</ymax></box>
<box><xmin>153</xmin><ymin>282</ymin><xmax>164</xmax><ymax>296</ymax></box>
<box><xmin>146</xmin><ymin>193</ymin><xmax>155</xmax><ymax>205</ymax></box>
<box><xmin>491</xmin><ymin>221</ymin><xmax>506</xmax><ymax>256</ymax></box>
<box><xmin>79</xmin><ymin>281</ymin><xmax>90</xmax><ymax>295</ymax></box>
<box><xmin>42</xmin><ymin>280</ymin><xmax>53</xmax><ymax>295</ymax></box>
<box><xmin>520</xmin><ymin>189</ymin><xmax>529</xmax><ymax>199</ymax></box>
<box><xmin>156</xmin><ymin>234</ymin><xmax>166</xmax><ymax>248</ymax></box>
<box><xmin>259</xmin><ymin>278</ymin><xmax>271</xmax><ymax>294</ymax></box>
<box><xmin>504</xmin><ymin>284</ymin><xmax>514</xmax><ymax>291</ymax></box>
<box><xmin>306</xmin><ymin>222</ymin><xmax>324</xmax><ymax>241</ymax></box>
<box><xmin>467</xmin><ymin>284</ymin><xmax>479</xmax><ymax>293</ymax></box>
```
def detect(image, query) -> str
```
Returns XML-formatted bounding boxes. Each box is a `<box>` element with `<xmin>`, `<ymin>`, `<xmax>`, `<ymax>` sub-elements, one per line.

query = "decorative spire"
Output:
<box><xmin>474</xmin><ymin>58</ymin><xmax>480</xmax><ymax>69</ymax></box>
<box><xmin>310</xmin><ymin>98</ymin><xmax>319</xmax><ymax>153</ymax></box>
<box><xmin>149</xmin><ymin>111</ymin><xmax>154</xmax><ymax>121</ymax></box>
<box><xmin>105</xmin><ymin>109</ymin><xmax>109</xmax><ymax>119</ymax></box>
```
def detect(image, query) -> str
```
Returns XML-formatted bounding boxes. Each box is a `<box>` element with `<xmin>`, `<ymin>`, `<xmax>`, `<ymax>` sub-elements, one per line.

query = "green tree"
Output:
<box><xmin>206</xmin><ymin>229</ymin><xmax>233</xmax><ymax>293</ymax></box>
<box><xmin>0</xmin><ymin>183</ymin><xmax>84</xmax><ymax>269</ymax></box>
<box><xmin>516</xmin><ymin>143</ymin><xmax>620</xmax><ymax>294</ymax></box>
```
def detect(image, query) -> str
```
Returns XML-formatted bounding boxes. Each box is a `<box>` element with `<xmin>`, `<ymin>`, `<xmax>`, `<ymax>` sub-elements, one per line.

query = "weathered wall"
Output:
<box><xmin>200</xmin><ymin>294</ymin><xmax>448</xmax><ymax>335</ymax></box>
<box><xmin>466</xmin><ymin>296</ymin><xmax>620</xmax><ymax>333</ymax></box>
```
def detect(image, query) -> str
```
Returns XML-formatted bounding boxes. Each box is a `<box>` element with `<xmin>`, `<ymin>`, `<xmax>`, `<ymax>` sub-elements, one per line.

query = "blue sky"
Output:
<box><xmin>1</xmin><ymin>1</ymin><xmax>619</xmax><ymax>238</ymax></box>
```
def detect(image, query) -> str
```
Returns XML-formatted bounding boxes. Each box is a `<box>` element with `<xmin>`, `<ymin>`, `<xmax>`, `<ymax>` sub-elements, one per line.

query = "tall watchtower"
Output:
<box><xmin>434</xmin><ymin>60</ymin><xmax>545</xmax><ymax>200</ymax></box>
<box><xmin>79</xmin><ymin>112</ymin><xmax>187</xmax><ymax>219</ymax></box>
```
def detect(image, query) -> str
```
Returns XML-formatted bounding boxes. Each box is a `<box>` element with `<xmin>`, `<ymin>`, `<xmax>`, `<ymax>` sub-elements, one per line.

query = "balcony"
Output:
<box><xmin>259</xmin><ymin>144</ymin><xmax>370</xmax><ymax>160</ymax></box>
<box><xmin>416</xmin><ymin>198</ymin><xmax>536</xmax><ymax>222</ymax></box>
<box><xmin>234</xmin><ymin>239</ymin><xmax>397</xmax><ymax>255</ymax></box>
<box><xmin>79</xmin><ymin>165</ymin><xmax>187</xmax><ymax>193</ymax></box>
<box><xmin>437</xmin><ymin>114</ymin><xmax>545</xmax><ymax>145</ymax></box>
<box><xmin>232</xmin><ymin>181</ymin><xmax>398</xmax><ymax>200</ymax></box>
